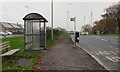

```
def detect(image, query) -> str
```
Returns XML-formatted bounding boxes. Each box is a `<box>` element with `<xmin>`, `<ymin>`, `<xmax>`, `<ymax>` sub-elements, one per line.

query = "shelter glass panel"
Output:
<box><xmin>40</xmin><ymin>22</ymin><xmax>45</xmax><ymax>47</ymax></box>
<box><xmin>33</xmin><ymin>20</ymin><xmax>40</xmax><ymax>34</ymax></box>
<box><xmin>25</xmin><ymin>36</ymin><xmax>33</xmax><ymax>50</ymax></box>
<box><xmin>32</xmin><ymin>36</ymin><xmax>40</xmax><ymax>50</ymax></box>
<box><xmin>26</xmin><ymin>20</ymin><xmax>33</xmax><ymax>34</ymax></box>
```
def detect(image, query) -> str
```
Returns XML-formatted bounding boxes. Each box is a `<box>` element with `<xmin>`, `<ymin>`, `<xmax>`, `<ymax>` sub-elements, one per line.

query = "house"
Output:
<box><xmin>0</xmin><ymin>22</ymin><xmax>14</xmax><ymax>32</ymax></box>
<box><xmin>0</xmin><ymin>22</ymin><xmax>24</xmax><ymax>33</ymax></box>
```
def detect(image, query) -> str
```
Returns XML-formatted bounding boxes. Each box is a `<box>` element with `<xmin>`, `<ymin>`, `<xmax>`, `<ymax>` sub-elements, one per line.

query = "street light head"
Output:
<box><xmin>25</xmin><ymin>6</ymin><xmax>29</xmax><ymax>8</ymax></box>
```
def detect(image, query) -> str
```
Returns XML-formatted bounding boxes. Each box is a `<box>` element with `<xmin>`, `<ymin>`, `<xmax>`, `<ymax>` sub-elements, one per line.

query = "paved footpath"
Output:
<box><xmin>39</xmin><ymin>38</ymin><xmax>107</xmax><ymax>71</ymax></box>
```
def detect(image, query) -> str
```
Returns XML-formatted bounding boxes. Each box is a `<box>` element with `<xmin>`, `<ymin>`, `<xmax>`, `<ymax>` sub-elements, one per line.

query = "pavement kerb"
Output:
<box><xmin>70</xmin><ymin>36</ymin><xmax>110</xmax><ymax>71</ymax></box>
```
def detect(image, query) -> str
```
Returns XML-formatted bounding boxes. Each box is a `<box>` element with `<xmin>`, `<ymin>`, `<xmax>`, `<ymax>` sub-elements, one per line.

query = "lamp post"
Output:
<box><xmin>91</xmin><ymin>11</ymin><xmax>93</xmax><ymax>35</ymax></box>
<box><xmin>66</xmin><ymin>10</ymin><xmax>69</xmax><ymax>32</ymax></box>
<box><xmin>25</xmin><ymin>6</ymin><xmax>29</xmax><ymax>13</ymax></box>
<box><xmin>70</xmin><ymin>17</ymin><xmax>76</xmax><ymax>48</ymax></box>
<box><xmin>51</xmin><ymin>0</ymin><xmax>54</xmax><ymax>40</ymax></box>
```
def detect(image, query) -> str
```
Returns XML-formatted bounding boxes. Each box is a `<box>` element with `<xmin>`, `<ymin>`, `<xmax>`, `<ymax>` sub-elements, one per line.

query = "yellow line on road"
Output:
<box><xmin>106</xmin><ymin>56</ymin><xmax>120</xmax><ymax>62</ymax></box>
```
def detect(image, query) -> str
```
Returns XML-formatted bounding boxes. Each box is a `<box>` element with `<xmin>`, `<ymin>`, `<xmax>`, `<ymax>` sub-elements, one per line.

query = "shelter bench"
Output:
<box><xmin>0</xmin><ymin>41</ymin><xmax>20</xmax><ymax>57</ymax></box>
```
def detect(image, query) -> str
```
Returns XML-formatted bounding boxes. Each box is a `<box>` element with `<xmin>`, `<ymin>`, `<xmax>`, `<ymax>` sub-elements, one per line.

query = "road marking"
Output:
<box><xmin>109</xmin><ymin>51</ymin><xmax>117</xmax><ymax>55</ymax></box>
<box><xmin>116</xmin><ymin>51</ymin><xmax>120</xmax><ymax>54</ymax></box>
<box><xmin>108</xmin><ymin>46</ymin><xmax>113</xmax><ymax>48</ymax></box>
<box><xmin>106</xmin><ymin>56</ymin><xmax>120</xmax><ymax>62</ymax></box>
<box><xmin>91</xmin><ymin>36</ymin><xmax>94</xmax><ymax>37</ymax></box>
<box><xmin>101</xmin><ymin>39</ymin><xmax>107</xmax><ymax>41</ymax></box>
<box><xmin>116</xmin><ymin>48</ymin><xmax>118</xmax><ymax>50</ymax></box>
<box><xmin>110</xmin><ymin>41</ymin><xmax>118</xmax><ymax>44</ymax></box>
<box><xmin>98</xmin><ymin>51</ymin><xmax>110</xmax><ymax>55</ymax></box>
<box><xmin>91</xmin><ymin>36</ymin><xmax>100</xmax><ymax>39</ymax></box>
<box><xmin>91</xmin><ymin>51</ymin><xmax>118</xmax><ymax>55</ymax></box>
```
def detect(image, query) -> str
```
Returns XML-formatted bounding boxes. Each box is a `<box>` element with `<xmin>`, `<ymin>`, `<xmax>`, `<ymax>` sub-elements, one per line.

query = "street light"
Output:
<box><xmin>51</xmin><ymin>0</ymin><xmax>53</xmax><ymax>40</ymax></box>
<box><xmin>70</xmin><ymin>17</ymin><xmax>76</xmax><ymax>48</ymax></box>
<box><xmin>25</xmin><ymin>6</ymin><xmax>30</xmax><ymax>13</ymax></box>
<box><xmin>91</xmin><ymin>11</ymin><xmax>93</xmax><ymax>35</ymax></box>
<box><xmin>66</xmin><ymin>10</ymin><xmax>70</xmax><ymax>32</ymax></box>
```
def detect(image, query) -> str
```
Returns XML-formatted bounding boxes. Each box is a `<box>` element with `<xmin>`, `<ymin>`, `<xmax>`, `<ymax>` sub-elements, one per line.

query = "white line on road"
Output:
<box><xmin>101</xmin><ymin>39</ymin><xmax>108</xmax><ymax>41</ymax></box>
<box><xmin>110</xmin><ymin>41</ymin><xmax>118</xmax><ymax>44</ymax></box>
<box><xmin>108</xmin><ymin>46</ymin><xmax>113</xmax><ymax>48</ymax></box>
<box><xmin>109</xmin><ymin>51</ymin><xmax>117</xmax><ymax>55</ymax></box>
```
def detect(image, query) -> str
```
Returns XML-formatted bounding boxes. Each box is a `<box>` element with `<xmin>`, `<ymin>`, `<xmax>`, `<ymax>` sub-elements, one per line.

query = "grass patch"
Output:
<box><xmin>92</xmin><ymin>33</ymin><xmax>120</xmax><ymax>36</ymax></box>
<box><xmin>46</xmin><ymin>39</ymin><xmax>56</xmax><ymax>47</ymax></box>
<box><xmin>1</xmin><ymin>32</ymin><xmax>65</xmax><ymax>70</ymax></box>
<box><xmin>63</xmin><ymin>33</ymin><xmax>71</xmax><ymax>38</ymax></box>
<box><xmin>46</xmin><ymin>32</ymin><xmax>64</xmax><ymax>47</ymax></box>
<box><xmin>1</xmin><ymin>36</ymin><xmax>39</xmax><ymax>70</ymax></box>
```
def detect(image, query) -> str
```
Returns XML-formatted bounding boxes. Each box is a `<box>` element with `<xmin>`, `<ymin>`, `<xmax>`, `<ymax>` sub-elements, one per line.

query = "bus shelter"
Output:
<box><xmin>23</xmin><ymin>13</ymin><xmax>48</xmax><ymax>51</ymax></box>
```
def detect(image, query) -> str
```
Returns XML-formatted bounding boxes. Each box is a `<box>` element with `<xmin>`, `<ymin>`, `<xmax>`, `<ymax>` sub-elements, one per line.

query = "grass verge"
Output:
<box><xmin>63</xmin><ymin>33</ymin><xmax>71</xmax><ymax>38</ymax></box>
<box><xmin>1</xmin><ymin>36</ymin><xmax>39</xmax><ymax>70</ymax></box>
<box><xmin>92</xmin><ymin>33</ymin><xmax>120</xmax><ymax>36</ymax></box>
<box><xmin>1</xmin><ymin>32</ymin><xmax>66</xmax><ymax>70</ymax></box>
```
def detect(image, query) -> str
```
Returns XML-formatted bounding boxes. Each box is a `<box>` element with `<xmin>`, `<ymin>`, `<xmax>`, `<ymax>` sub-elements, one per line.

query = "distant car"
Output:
<box><xmin>69</xmin><ymin>32</ymin><xmax>74</xmax><ymax>35</ymax></box>
<box><xmin>6</xmin><ymin>31</ymin><xmax>13</xmax><ymax>35</ymax></box>
<box><xmin>0</xmin><ymin>31</ymin><xmax>6</xmax><ymax>35</ymax></box>
<box><xmin>0</xmin><ymin>31</ymin><xmax>13</xmax><ymax>35</ymax></box>
<box><xmin>82</xmin><ymin>32</ymin><xmax>89</xmax><ymax>35</ymax></box>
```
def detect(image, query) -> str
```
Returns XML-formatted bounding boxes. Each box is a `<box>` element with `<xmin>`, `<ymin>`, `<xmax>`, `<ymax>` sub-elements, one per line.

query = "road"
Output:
<box><xmin>72</xmin><ymin>35</ymin><xmax>119</xmax><ymax>70</ymax></box>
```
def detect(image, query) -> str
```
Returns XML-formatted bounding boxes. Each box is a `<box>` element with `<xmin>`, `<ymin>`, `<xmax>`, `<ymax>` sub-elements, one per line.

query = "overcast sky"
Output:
<box><xmin>0</xmin><ymin>0</ymin><xmax>119</xmax><ymax>31</ymax></box>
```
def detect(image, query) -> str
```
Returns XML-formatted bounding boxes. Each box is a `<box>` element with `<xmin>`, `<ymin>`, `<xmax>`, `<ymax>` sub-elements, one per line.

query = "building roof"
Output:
<box><xmin>0</xmin><ymin>22</ymin><xmax>13</xmax><ymax>28</ymax></box>
<box><xmin>23</xmin><ymin>13</ymin><xmax>48</xmax><ymax>22</ymax></box>
<box><xmin>9</xmin><ymin>23</ymin><xmax>21</xmax><ymax>28</ymax></box>
<box><xmin>0</xmin><ymin>22</ymin><xmax>24</xmax><ymax>29</ymax></box>
<box><xmin>18</xmin><ymin>24</ymin><xmax>24</xmax><ymax>29</ymax></box>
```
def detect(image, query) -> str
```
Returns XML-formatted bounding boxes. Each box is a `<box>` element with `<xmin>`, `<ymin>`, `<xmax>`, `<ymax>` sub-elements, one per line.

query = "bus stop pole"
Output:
<box><xmin>74</xmin><ymin>17</ymin><xmax>76</xmax><ymax>48</ymax></box>
<box><xmin>51</xmin><ymin>0</ymin><xmax>54</xmax><ymax>40</ymax></box>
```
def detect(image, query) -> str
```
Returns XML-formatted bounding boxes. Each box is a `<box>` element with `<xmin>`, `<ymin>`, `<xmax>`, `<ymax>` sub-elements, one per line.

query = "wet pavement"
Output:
<box><xmin>39</xmin><ymin>38</ymin><xmax>106</xmax><ymax>70</ymax></box>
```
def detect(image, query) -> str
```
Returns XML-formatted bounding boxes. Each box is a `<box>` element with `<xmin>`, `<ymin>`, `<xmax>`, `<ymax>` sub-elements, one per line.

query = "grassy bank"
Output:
<box><xmin>92</xmin><ymin>33</ymin><xmax>120</xmax><ymax>36</ymax></box>
<box><xmin>63</xmin><ymin>33</ymin><xmax>71</xmax><ymax>38</ymax></box>
<box><xmin>46</xmin><ymin>32</ymin><xmax>64</xmax><ymax>47</ymax></box>
<box><xmin>1</xmin><ymin>32</ymin><xmax>65</xmax><ymax>70</ymax></box>
<box><xmin>1</xmin><ymin>36</ymin><xmax>39</xmax><ymax>70</ymax></box>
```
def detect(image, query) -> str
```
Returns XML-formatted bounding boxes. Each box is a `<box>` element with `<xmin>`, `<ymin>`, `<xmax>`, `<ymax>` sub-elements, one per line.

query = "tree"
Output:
<box><xmin>93</xmin><ymin>2</ymin><xmax>120</xmax><ymax>34</ymax></box>
<box><xmin>81</xmin><ymin>24</ymin><xmax>92</xmax><ymax>33</ymax></box>
<box><xmin>101</xmin><ymin>3</ymin><xmax>119</xmax><ymax>33</ymax></box>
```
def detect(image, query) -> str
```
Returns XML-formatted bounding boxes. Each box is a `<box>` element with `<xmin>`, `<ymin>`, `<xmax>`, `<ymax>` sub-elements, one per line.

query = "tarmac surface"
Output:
<box><xmin>39</xmin><ymin>38</ymin><xmax>107</xmax><ymax>71</ymax></box>
<box><xmin>76</xmin><ymin>35</ymin><xmax>119</xmax><ymax>71</ymax></box>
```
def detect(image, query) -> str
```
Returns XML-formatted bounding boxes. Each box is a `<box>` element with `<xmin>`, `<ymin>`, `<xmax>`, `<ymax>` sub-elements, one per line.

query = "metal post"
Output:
<box><xmin>91</xmin><ymin>11</ymin><xmax>92</xmax><ymax>34</ymax></box>
<box><xmin>84</xmin><ymin>16</ymin><xmax>85</xmax><ymax>26</ymax></box>
<box><xmin>70</xmin><ymin>17</ymin><xmax>76</xmax><ymax>48</ymax></box>
<box><xmin>25</xmin><ymin>6</ymin><xmax>29</xmax><ymax>13</ymax></box>
<box><xmin>66</xmin><ymin>11</ymin><xmax>69</xmax><ymax>32</ymax></box>
<box><xmin>51</xmin><ymin>0</ymin><xmax>53</xmax><ymax>40</ymax></box>
<box><xmin>74</xmin><ymin>17</ymin><xmax>76</xmax><ymax>48</ymax></box>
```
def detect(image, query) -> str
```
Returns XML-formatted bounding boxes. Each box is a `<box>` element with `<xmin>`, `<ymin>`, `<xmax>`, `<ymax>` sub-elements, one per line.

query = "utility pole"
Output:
<box><xmin>70</xmin><ymin>17</ymin><xmax>76</xmax><ymax>48</ymax></box>
<box><xmin>6</xmin><ymin>14</ymin><xmax>8</xmax><ymax>22</ymax></box>
<box><xmin>84</xmin><ymin>16</ymin><xmax>86</xmax><ymax>26</ymax></box>
<box><xmin>84</xmin><ymin>16</ymin><xmax>86</xmax><ymax>33</ymax></box>
<box><xmin>91</xmin><ymin>11</ymin><xmax>93</xmax><ymax>35</ymax></box>
<box><xmin>66</xmin><ymin>11</ymin><xmax>70</xmax><ymax>32</ymax></box>
<box><xmin>74</xmin><ymin>17</ymin><xmax>76</xmax><ymax>47</ymax></box>
<box><xmin>51</xmin><ymin>0</ymin><xmax>53</xmax><ymax>40</ymax></box>
<box><xmin>25</xmin><ymin>6</ymin><xmax>29</xmax><ymax>13</ymax></box>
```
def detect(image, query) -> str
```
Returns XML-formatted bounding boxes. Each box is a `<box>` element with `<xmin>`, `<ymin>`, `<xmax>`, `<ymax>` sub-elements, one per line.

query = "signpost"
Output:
<box><xmin>70</xmin><ymin>17</ymin><xmax>76</xmax><ymax>48</ymax></box>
